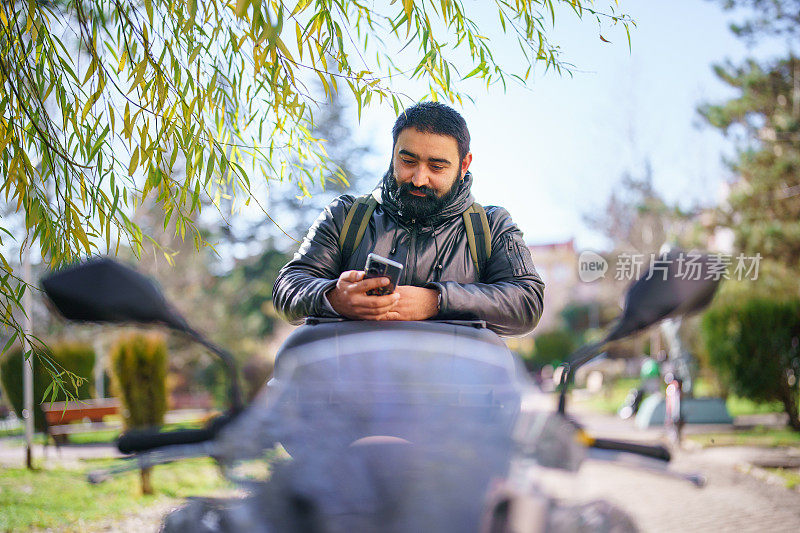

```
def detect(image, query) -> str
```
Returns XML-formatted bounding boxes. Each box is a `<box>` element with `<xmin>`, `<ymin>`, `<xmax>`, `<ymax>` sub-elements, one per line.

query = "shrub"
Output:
<box><xmin>0</xmin><ymin>343</ymin><xmax>96</xmax><ymax>432</ymax></box>
<box><xmin>523</xmin><ymin>329</ymin><xmax>578</xmax><ymax>371</ymax></box>
<box><xmin>110</xmin><ymin>332</ymin><xmax>168</xmax><ymax>429</ymax></box>
<box><xmin>560</xmin><ymin>302</ymin><xmax>594</xmax><ymax>334</ymax></box>
<box><xmin>110</xmin><ymin>332</ymin><xmax>169</xmax><ymax>495</ymax></box>
<box><xmin>48</xmin><ymin>342</ymin><xmax>96</xmax><ymax>399</ymax></box>
<box><xmin>701</xmin><ymin>298</ymin><xmax>800</xmax><ymax>431</ymax></box>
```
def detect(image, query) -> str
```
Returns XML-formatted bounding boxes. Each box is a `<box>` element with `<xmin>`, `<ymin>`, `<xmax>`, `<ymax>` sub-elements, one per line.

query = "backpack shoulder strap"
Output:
<box><xmin>462</xmin><ymin>202</ymin><xmax>492</xmax><ymax>276</ymax></box>
<box><xmin>339</xmin><ymin>194</ymin><xmax>379</xmax><ymax>262</ymax></box>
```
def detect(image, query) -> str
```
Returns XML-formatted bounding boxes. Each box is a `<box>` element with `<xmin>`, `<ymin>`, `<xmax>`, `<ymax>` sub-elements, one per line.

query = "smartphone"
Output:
<box><xmin>364</xmin><ymin>253</ymin><xmax>404</xmax><ymax>296</ymax></box>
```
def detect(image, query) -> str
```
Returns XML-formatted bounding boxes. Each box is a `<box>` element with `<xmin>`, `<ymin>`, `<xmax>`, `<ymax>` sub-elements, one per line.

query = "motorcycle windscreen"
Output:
<box><xmin>219</xmin><ymin>321</ymin><xmax>536</xmax><ymax>533</ymax></box>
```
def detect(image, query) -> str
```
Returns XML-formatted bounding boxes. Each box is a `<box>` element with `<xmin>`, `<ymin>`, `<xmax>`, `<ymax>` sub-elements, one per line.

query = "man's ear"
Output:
<box><xmin>460</xmin><ymin>152</ymin><xmax>473</xmax><ymax>179</ymax></box>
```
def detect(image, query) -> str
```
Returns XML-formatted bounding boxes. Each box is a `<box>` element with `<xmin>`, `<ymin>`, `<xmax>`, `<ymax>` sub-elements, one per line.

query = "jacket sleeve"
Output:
<box><xmin>272</xmin><ymin>195</ymin><xmax>355</xmax><ymax>324</ymax></box>
<box><xmin>427</xmin><ymin>207</ymin><xmax>545</xmax><ymax>337</ymax></box>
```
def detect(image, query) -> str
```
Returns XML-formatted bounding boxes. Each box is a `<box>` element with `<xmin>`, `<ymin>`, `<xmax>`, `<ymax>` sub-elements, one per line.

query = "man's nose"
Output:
<box><xmin>411</xmin><ymin>168</ymin><xmax>431</xmax><ymax>188</ymax></box>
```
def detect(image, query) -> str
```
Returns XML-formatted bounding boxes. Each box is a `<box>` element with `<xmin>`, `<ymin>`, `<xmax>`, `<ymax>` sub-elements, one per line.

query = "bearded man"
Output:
<box><xmin>272</xmin><ymin>102</ymin><xmax>544</xmax><ymax>336</ymax></box>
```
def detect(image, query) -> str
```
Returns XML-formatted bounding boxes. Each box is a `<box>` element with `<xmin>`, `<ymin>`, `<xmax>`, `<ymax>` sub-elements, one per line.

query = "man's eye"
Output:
<box><xmin>401</xmin><ymin>158</ymin><xmax>415</xmax><ymax>165</ymax></box>
<box><xmin>430</xmin><ymin>165</ymin><xmax>443</xmax><ymax>171</ymax></box>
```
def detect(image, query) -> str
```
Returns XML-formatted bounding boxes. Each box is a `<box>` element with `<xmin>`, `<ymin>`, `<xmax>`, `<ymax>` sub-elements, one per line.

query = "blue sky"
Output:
<box><xmin>334</xmin><ymin>0</ymin><xmax>787</xmax><ymax>252</ymax></box>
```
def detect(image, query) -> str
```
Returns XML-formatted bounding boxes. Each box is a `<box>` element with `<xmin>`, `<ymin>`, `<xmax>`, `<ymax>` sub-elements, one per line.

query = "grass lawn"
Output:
<box><xmin>573</xmin><ymin>377</ymin><xmax>791</xmax><ymax>419</ymax></box>
<box><xmin>725</xmin><ymin>396</ymin><xmax>785</xmax><ymax>418</ymax></box>
<box><xmin>766</xmin><ymin>467</ymin><xmax>800</xmax><ymax>490</ymax></box>
<box><xmin>687</xmin><ymin>426</ymin><xmax>800</xmax><ymax>448</ymax></box>
<box><xmin>0</xmin><ymin>457</ymin><xmax>236</xmax><ymax>532</ymax></box>
<box><xmin>573</xmin><ymin>377</ymin><xmax>639</xmax><ymax>416</ymax></box>
<box><xmin>0</xmin><ymin>432</ymin><xmax>48</xmax><ymax>444</ymax></box>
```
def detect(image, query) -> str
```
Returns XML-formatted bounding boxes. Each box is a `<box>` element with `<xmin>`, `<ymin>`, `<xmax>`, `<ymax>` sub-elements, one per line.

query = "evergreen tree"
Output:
<box><xmin>699</xmin><ymin>56</ymin><xmax>800</xmax><ymax>266</ymax></box>
<box><xmin>697</xmin><ymin>1</ymin><xmax>800</xmax><ymax>424</ymax></box>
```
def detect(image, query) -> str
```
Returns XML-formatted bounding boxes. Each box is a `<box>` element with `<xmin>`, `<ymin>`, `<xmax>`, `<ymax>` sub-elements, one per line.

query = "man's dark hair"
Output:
<box><xmin>392</xmin><ymin>102</ymin><xmax>470</xmax><ymax>161</ymax></box>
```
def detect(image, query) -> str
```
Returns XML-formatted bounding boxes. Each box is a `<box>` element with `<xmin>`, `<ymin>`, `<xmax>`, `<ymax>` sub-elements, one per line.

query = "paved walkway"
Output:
<box><xmin>0</xmin><ymin>439</ymin><xmax>122</xmax><ymax>469</ymax></box>
<box><xmin>0</xmin><ymin>409</ymin><xmax>208</xmax><ymax>469</ymax></box>
<box><xmin>553</xmin><ymin>408</ymin><xmax>800</xmax><ymax>532</ymax></box>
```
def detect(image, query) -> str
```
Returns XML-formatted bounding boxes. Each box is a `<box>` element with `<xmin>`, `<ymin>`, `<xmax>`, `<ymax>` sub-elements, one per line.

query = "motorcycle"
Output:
<box><xmin>40</xmin><ymin>249</ymin><xmax>719</xmax><ymax>532</ymax></box>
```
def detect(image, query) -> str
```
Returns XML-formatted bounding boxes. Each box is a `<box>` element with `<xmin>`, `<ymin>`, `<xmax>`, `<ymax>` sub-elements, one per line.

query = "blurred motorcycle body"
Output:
<box><xmin>41</xmin><ymin>250</ymin><xmax>719</xmax><ymax>532</ymax></box>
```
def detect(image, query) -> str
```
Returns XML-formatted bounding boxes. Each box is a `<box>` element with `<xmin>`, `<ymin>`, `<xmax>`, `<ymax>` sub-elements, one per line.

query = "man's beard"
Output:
<box><xmin>388</xmin><ymin>167</ymin><xmax>461</xmax><ymax>221</ymax></box>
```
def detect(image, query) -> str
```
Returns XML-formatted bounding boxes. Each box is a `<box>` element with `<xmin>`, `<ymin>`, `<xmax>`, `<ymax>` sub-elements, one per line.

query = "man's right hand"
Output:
<box><xmin>326</xmin><ymin>270</ymin><xmax>400</xmax><ymax>320</ymax></box>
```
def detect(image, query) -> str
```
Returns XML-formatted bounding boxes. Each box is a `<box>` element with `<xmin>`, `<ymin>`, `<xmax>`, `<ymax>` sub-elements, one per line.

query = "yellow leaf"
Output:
<box><xmin>81</xmin><ymin>76</ymin><xmax>106</xmax><ymax>121</ymax></box>
<box><xmin>296</xmin><ymin>23</ymin><xmax>303</xmax><ymax>61</ymax></box>
<box><xmin>123</xmin><ymin>102</ymin><xmax>132</xmax><ymax>138</ymax></box>
<box><xmin>188</xmin><ymin>0</ymin><xmax>197</xmax><ymax>27</ymax></box>
<box><xmin>83</xmin><ymin>58</ymin><xmax>97</xmax><ymax>85</ymax></box>
<box><xmin>402</xmin><ymin>0</ymin><xmax>413</xmax><ymax>20</ymax></box>
<box><xmin>275</xmin><ymin>37</ymin><xmax>295</xmax><ymax>63</ymax></box>
<box><xmin>402</xmin><ymin>0</ymin><xmax>413</xmax><ymax>33</ymax></box>
<box><xmin>144</xmin><ymin>0</ymin><xmax>153</xmax><ymax>24</ymax></box>
<box><xmin>291</xmin><ymin>0</ymin><xmax>312</xmax><ymax>16</ymax></box>
<box><xmin>128</xmin><ymin>146</ymin><xmax>139</xmax><ymax>176</ymax></box>
<box><xmin>188</xmin><ymin>46</ymin><xmax>201</xmax><ymax>64</ymax></box>
<box><xmin>235</xmin><ymin>0</ymin><xmax>250</xmax><ymax>18</ymax></box>
<box><xmin>71</xmin><ymin>211</ymin><xmax>92</xmax><ymax>254</ymax></box>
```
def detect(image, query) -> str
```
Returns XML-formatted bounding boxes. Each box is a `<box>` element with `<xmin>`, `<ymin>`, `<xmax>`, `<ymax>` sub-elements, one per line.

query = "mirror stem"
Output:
<box><xmin>557</xmin><ymin>339</ymin><xmax>607</xmax><ymax>415</ymax></box>
<box><xmin>184</xmin><ymin>326</ymin><xmax>244</xmax><ymax>413</ymax></box>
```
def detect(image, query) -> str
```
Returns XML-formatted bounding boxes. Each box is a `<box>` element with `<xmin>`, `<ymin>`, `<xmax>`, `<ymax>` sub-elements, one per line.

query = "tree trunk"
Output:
<box><xmin>140</xmin><ymin>466</ymin><xmax>153</xmax><ymax>495</ymax></box>
<box><xmin>780</xmin><ymin>383</ymin><xmax>800</xmax><ymax>432</ymax></box>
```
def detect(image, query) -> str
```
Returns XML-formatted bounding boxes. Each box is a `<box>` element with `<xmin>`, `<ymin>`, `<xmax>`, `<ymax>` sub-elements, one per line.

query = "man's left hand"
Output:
<box><xmin>381</xmin><ymin>285</ymin><xmax>439</xmax><ymax>321</ymax></box>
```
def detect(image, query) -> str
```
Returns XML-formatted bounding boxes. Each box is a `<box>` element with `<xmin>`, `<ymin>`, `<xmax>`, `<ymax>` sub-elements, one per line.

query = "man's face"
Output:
<box><xmin>390</xmin><ymin>127</ymin><xmax>472</xmax><ymax>219</ymax></box>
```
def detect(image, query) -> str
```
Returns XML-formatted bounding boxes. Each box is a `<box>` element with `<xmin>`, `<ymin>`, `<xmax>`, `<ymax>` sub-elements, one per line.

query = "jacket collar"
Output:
<box><xmin>377</xmin><ymin>170</ymin><xmax>475</xmax><ymax>228</ymax></box>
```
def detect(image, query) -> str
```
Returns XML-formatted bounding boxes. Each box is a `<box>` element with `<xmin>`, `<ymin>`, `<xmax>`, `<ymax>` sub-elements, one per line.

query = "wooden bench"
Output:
<box><xmin>41</xmin><ymin>398</ymin><xmax>121</xmax><ymax>442</ymax></box>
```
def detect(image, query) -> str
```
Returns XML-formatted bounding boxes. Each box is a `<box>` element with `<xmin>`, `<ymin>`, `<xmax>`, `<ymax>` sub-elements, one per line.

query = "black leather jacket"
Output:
<box><xmin>272</xmin><ymin>172</ymin><xmax>545</xmax><ymax>337</ymax></box>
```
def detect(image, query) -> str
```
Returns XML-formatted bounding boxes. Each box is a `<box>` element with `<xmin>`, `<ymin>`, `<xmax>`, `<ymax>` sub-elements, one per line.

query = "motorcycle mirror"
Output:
<box><xmin>557</xmin><ymin>249</ymin><xmax>720</xmax><ymax>415</ymax></box>
<box><xmin>604</xmin><ymin>249</ymin><xmax>720</xmax><ymax>343</ymax></box>
<box><xmin>41</xmin><ymin>257</ymin><xmax>244</xmax><ymax>412</ymax></box>
<box><xmin>41</xmin><ymin>257</ymin><xmax>190</xmax><ymax>332</ymax></box>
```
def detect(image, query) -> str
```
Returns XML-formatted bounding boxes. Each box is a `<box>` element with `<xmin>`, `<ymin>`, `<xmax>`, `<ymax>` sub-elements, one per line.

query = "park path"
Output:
<box><xmin>551</xmin><ymin>409</ymin><xmax>800</xmax><ymax>532</ymax></box>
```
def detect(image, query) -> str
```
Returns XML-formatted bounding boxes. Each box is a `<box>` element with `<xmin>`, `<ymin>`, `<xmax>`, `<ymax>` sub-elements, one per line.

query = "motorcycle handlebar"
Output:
<box><xmin>590</xmin><ymin>437</ymin><xmax>671</xmax><ymax>462</ymax></box>
<box><xmin>117</xmin><ymin>412</ymin><xmax>237</xmax><ymax>455</ymax></box>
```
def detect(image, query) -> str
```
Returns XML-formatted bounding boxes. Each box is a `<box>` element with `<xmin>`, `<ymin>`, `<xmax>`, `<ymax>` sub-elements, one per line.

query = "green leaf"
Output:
<box><xmin>88</xmin><ymin>125</ymin><xmax>109</xmax><ymax>161</ymax></box>
<box><xmin>2</xmin><ymin>331</ymin><xmax>18</xmax><ymax>355</ymax></box>
<box><xmin>40</xmin><ymin>380</ymin><xmax>54</xmax><ymax>404</ymax></box>
<box><xmin>625</xmin><ymin>24</ymin><xmax>632</xmax><ymax>52</ymax></box>
<box><xmin>462</xmin><ymin>63</ymin><xmax>484</xmax><ymax>80</ymax></box>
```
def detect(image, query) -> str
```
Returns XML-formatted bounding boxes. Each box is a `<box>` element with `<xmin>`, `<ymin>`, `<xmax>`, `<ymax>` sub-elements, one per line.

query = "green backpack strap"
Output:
<box><xmin>340</xmin><ymin>196</ymin><xmax>491</xmax><ymax>275</ymax></box>
<box><xmin>463</xmin><ymin>202</ymin><xmax>492</xmax><ymax>276</ymax></box>
<box><xmin>339</xmin><ymin>194</ymin><xmax>379</xmax><ymax>262</ymax></box>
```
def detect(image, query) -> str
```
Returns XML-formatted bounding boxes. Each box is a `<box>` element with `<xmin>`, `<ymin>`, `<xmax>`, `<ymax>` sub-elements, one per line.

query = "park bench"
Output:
<box><xmin>41</xmin><ymin>397</ymin><xmax>121</xmax><ymax>443</ymax></box>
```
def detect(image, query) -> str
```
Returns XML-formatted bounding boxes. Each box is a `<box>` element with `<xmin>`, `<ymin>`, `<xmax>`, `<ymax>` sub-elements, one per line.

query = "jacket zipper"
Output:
<box><xmin>403</xmin><ymin>220</ymin><xmax>417</xmax><ymax>285</ymax></box>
